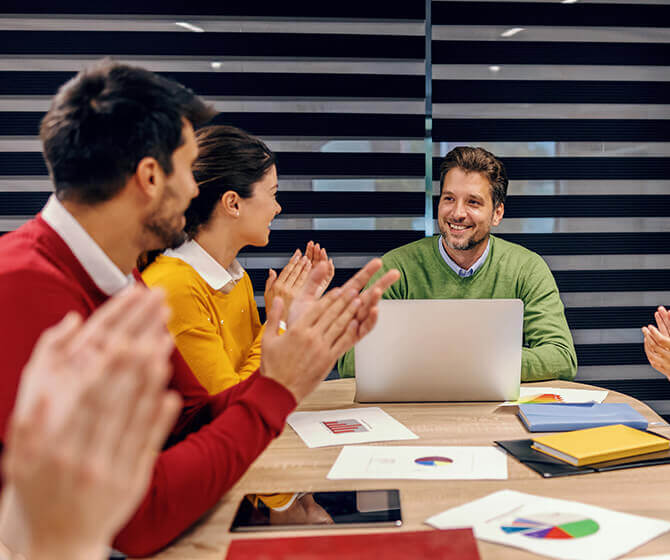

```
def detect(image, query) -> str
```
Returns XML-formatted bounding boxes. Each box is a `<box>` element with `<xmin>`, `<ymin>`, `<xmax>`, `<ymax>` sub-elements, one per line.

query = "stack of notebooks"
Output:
<box><xmin>531</xmin><ymin>424</ymin><xmax>669</xmax><ymax>467</ymax></box>
<box><xmin>496</xmin><ymin>402</ymin><xmax>670</xmax><ymax>477</ymax></box>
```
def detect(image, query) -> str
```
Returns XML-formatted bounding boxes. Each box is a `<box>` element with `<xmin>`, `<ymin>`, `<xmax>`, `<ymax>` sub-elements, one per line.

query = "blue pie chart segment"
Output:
<box><xmin>414</xmin><ymin>456</ymin><xmax>453</xmax><ymax>467</ymax></box>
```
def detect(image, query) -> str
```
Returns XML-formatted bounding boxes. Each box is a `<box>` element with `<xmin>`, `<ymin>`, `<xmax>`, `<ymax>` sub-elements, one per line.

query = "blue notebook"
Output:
<box><xmin>518</xmin><ymin>403</ymin><xmax>648</xmax><ymax>432</ymax></box>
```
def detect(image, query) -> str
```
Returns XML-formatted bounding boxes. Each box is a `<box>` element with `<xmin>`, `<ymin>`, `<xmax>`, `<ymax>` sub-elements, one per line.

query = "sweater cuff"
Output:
<box><xmin>246</xmin><ymin>370</ymin><xmax>297</xmax><ymax>429</ymax></box>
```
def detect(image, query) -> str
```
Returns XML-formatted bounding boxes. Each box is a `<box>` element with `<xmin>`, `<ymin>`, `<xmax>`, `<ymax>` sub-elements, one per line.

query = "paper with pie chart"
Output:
<box><xmin>501</xmin><ymin>386</ymin><xmax>609</xmax><ymax>406</ymax></box>
<box><xmin>327</xmin><ymin>445</ymin><xmax>508</xmax><ymax>480</ymax></box>
<box><xmin>287</xmin><ymin>407</ymin><xmax>417</xmax><ymax>448</ymax></box>
<box><xmin>426</xmin><ymin>489</ymin><xmax>670</xmax><ymax>560</ymax></box>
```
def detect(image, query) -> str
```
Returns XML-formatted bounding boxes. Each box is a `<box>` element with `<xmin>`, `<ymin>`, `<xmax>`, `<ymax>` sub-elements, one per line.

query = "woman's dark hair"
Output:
<box><xmin>185</xmin><ymin>125</ymin><xmax>276</xmax><ymax>238</ymax></box>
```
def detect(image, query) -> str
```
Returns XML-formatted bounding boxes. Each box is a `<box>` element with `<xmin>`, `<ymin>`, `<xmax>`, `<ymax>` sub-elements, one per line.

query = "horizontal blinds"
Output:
<box><xmin>432</xmin><ymin>1</ymin><xmax>670</xmax><ymax>392</ymax></box>
<box><xmin>0</xmin><ymin>7</ymin><xmax>427</xmax><ymax>333</ymax></box>
<box><xmin>1</xmin><ymin>2</ymin><xmax>669</xmax><ymax>411</ymax></box>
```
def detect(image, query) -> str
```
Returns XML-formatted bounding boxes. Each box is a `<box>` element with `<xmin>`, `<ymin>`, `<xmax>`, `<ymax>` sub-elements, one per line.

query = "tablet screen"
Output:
<box><xmin>230</xmin><ymin>490</ymin><xmax>402</xmax><ymax>532</ymax></box>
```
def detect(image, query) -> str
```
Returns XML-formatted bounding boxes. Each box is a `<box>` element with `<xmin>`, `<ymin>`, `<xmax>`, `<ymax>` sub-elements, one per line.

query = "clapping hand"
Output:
<box><xmin>0</xmin><ymin>286</ymin><xmax>181</xmax><ymax>560</ymax></box>
<box><xmin>264</xmin><ymin>241</ymin><xmax>335</xmax><ymax>320</ymax></box>
<box><xmin>261</xmin><ymin>259</ymin><xmax>399</xmax><ymax>402</ymax></box>
<box><xmin>643</xmin><ymin>306</ymin><xmax>670</xmax><ymax>379</ymax></box>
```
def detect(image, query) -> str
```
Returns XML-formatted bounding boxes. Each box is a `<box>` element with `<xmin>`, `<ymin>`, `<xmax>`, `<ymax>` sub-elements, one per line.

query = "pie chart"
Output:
<box><xmin>519</xmin><ymin>393</ymin><xmax>564</xmax><ymax>404</ymax></box>
<box><xmin>501</xmin><ymin>513</ymin><xmax>599</xmax><ymax>539</ymax></box>
<box><xmin>414</xmin><ymin>456</ymin><xmax>453</xmax><ymax>467</ymax></box>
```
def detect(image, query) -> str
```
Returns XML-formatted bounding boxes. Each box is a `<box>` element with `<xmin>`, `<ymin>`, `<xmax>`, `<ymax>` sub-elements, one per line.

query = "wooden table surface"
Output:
<box><xmin>142</xmin><ymin>379</ymin><xmax>670</xmax><ymax>559</ymax></box>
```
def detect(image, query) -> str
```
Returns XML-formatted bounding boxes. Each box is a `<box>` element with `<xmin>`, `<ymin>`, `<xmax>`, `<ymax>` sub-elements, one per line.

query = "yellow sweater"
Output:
<box><xmin>142</xmin><ymin>254</ymin><xmax>264</xmax><ymax>394</ymax></box>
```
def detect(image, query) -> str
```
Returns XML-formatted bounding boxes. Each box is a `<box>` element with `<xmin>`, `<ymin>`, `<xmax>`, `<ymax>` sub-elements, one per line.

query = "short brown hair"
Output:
<box><xmin>439</xmin><ymin>146</ymin><xmax>508</xmax><ymax>208</ymax></box>
<box><xmin>41</xmin><ymin>59</ymin><xmax>216</xmax><ymax>204</ymax></box>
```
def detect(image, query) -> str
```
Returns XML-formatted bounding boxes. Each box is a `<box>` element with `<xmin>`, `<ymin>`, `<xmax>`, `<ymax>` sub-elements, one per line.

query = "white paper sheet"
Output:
<box><xmin>501</xmin><ymin>386</ymin><xmax>609</xmax><ymax>406</ymax></box>
<box><xmin>426</xmin><ymin>490</ymin><xmax>670</xmax><ymax>560</ymax></box>
<box><xmin>287</xmin><ymin>407</ymin><xmax>418</xmax><ymax>448</ymax></box>
<box><xmin>327</xmin><ymin>445</ymin><xmax>508</xmax><ymax>480</ymax></box>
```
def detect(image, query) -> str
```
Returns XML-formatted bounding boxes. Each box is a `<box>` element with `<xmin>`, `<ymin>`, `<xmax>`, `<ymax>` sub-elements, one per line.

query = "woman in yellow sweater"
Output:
<box><xmin>142</xmin><ymin>125</ymin><xmax>334</xmax><ymax>395</ymax></box>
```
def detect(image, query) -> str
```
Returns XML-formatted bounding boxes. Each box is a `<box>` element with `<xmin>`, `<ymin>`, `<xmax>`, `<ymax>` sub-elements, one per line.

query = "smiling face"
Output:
<box><xmin>437</xmin><ymin>167</ymin><xmax>504</xmax><ymax>265</ymax></box>
<box><xmin>143</xmin><ymin>120</ymin><xmax>200</xmax><ymax>250</ymax></box>
<box><xmin>236</xmin><ymin>164</ymin><xmax>282</xmax><ymax>246</ymax></box>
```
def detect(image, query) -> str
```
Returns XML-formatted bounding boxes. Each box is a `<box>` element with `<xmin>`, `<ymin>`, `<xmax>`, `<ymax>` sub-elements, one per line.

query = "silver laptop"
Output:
<box><xmin>354</xmin><ymin>299</ymin><xmax>523</xmax><ymax>403</ymax></box>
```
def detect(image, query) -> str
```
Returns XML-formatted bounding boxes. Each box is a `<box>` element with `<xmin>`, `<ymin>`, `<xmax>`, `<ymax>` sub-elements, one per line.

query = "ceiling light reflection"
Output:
<box><xmin>500</xmin><ymin>27</ymin><xmax>525</xmax><ymax>38</ymax></box>
<box><xmin>175</xmin><ymin>22</ymin><xmax>205</xmax><ymax>32</ymax></box>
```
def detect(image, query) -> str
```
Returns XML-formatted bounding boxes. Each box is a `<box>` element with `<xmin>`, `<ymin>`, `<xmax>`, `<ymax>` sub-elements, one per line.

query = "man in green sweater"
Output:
<box><xmin>339</xmin><ymin>146</ymin><xmax>577</xmax><ymax>382</ymax></box>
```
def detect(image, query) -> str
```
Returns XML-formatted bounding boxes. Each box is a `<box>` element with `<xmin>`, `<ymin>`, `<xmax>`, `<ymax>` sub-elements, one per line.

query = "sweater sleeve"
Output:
<box><xmin>113</xmin><ymin>369</ymin><xmax>296</xmax><ymax>557</ymax></box>
<box><xmin>0</xmin><ymin>271</ymin><xmax>90</xmax><ymax>445</ymax></box>
<box><xmin>0</xmin><ymin>269</ymin><xmax>297</xmax><ymax>557</ymax></box>
<box><xmin>234</xmin><ymin>273</ymin><xmax>264</xmax><ymax>382</ymax></box>
<box><xmin>147</xmin><ymin>266</ymin><xmax>264</xmax><ymax>394</ymax></box>
<box><xmin>519</xmin><ymin>255</ymin><xmax>578</xmax><ymax>382</ymax></box>
<box><xmin>161</xmin><ymin>274</ymin><xmax>257</xmax><ymax>394</ymax></box>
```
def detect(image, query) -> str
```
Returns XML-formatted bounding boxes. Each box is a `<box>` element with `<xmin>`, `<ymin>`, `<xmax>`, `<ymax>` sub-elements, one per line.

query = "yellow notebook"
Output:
<box><xmin>531</xmin><ymin>424</ymin><xmax>670</xmax><ymax>467</ymax></box>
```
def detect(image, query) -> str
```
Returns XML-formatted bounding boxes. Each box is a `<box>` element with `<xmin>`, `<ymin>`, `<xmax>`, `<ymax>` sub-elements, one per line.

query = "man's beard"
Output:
<box><xmin>143</xmin><ymin>212</ymin><xmax>187</xmax><ymax>250</ymax></box>
<box><xmin>440</xmin><ymin>226</ymin><xmax>488</xmax><ymax>252</ymax></box>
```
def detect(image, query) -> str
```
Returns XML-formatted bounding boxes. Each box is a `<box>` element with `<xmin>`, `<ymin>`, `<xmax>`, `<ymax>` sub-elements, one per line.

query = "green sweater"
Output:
<box><xmin>338</xmin><ymin>235</ymin><xmax>577</xmax><ymax>382</ymax></box>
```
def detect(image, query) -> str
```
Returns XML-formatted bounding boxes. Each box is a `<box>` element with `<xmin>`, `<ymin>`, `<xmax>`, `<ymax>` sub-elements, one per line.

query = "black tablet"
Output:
<box><xmin>230</xmin><ymin>489</ymin><xmax>402</xmax><ymax>532</ymax></box>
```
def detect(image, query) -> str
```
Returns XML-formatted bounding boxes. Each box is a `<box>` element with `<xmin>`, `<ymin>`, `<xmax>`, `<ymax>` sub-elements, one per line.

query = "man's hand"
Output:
<box><xmin>260</xmin><ymin>259</ymin><xmax>399</xmax><ymax>403</ymax></box>
<box><xmin>0</xmin><ymin>285</ymin><xmax>181</xmax><ymax>560</ymax></box>
<box><xmin>643</xmin><ymin>322</ymin><xmax>670</xmax><ymax>380</ymax></box>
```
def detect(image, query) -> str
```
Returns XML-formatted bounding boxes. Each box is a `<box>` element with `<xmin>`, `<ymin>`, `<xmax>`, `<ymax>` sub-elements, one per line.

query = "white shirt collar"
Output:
<box><xmin>164</xmin><ymin>239</ymin><xmax>244</xmax><ymax>291</ymax></box>
<box><xmin>41</xmin><ymin>195</ymin><xmax>134</xmax><ymax>296</ymax></box>
<box><xmin>439</xmin><ymin>236</ymin><xmax>490</xmax><ymax>278</ymax></box>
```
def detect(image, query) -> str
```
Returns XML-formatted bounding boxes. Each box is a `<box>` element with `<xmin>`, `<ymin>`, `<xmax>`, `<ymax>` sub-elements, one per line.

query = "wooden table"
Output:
<box><xmin>144</xmin><ymin>379</ymin><xmax>670</xmax><ymax>559</ymax></box>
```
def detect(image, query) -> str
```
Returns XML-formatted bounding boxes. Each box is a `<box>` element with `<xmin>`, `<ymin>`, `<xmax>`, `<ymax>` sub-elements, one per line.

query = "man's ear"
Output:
<box><xmin>492</xmin><ymin>202</ymin><xmax>504</xmax><ymax>226</ymax></box>
<box><xmin>220</xmin><ymin>191</ymin><xmax>241</xmax><ymax>218</ymax></box>
<box><xmin>135</xmin><ymin>157</ymin><xmax>163</xmax><ymax>200</ymax></box>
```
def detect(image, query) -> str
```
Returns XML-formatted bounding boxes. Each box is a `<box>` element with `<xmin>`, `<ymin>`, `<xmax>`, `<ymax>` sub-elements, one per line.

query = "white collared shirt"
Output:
<box><xmin>439</xmin><ymin>236</ymin><xmax>490</xmax><ymax>278</ymax></box>
<box><xmin>164</xmin><ymin>240</ymin><xmax>244</xmax><ymax>293</ymax></box>
<box><xmin>41</xmin><ymin>195</ymin><xmax>134</xmax><ymax>295</ymax></box>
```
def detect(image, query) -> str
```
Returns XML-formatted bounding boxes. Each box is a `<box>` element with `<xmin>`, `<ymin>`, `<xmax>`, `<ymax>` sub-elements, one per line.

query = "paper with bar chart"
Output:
<box><xmin>327</xmin><ymin>445</ymin><xmax>507</xmax><ymax>480</ymax></box>
<box><xmin>287</xmin><ymin>407</ymin><xmax>418</xmax><ymax>448</ymax></box>
<box><xmin>501</xmin><ymin>386</ymin><xmax>608</xmax><ymax>406</ymax></box>
<box><xmin>426</xmin><ymin>490</ymin><xmax>670</xmax><ymax>560</ymax></box>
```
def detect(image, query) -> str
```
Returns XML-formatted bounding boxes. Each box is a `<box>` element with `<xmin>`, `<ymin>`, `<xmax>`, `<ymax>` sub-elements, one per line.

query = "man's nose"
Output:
<box><xmin>451</xmin><ymin>200</ymin><xmax>467</xmax><ymax>220</ymax></box>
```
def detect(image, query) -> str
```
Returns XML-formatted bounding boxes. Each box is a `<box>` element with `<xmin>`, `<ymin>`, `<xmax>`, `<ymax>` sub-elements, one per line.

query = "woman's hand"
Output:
<box><xmin>305</xmin><ymin>241</ymin><xmax>335</xmax><ymax>297</ymax></box>
<box><xmin>264</xmin><ymin>248</ymin><xmax>311</xmax><ymax>320</ymax></box>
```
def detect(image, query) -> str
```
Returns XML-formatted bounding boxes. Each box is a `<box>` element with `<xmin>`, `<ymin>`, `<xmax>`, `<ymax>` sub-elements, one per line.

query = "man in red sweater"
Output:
<box><xmin>0</xmin><ymin>60</ymin><xmax>399</xmax><ymax>557</ymax></box>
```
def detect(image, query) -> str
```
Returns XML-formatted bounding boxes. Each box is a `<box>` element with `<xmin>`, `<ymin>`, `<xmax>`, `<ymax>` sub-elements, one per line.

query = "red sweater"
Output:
<box><xmin>0</xmin><ymin>216</ymin><xmax>297</xmax><ymax>557</ymax></box>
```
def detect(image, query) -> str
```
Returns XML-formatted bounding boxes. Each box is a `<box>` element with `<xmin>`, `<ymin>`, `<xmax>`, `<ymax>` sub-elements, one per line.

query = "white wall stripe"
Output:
<box><xmin>0</xmin><ymin>57</ymin><xmax>424</xmax><ymax>75</ymax></box>
<box><xmin>433</xmin><ymin>180</ymin><xmax>670</xmax><ymax>196</ymax></box>
<box><xmin>576</xmin><ymin>365</ymin><xmax>665</xmax><ymax>382</ymax></box>
<box><xmin>0</xmin><ymin>97</ymin><xmax>426</xmax><ymax>114</ymax></box>
<box><xmin>434</xmin><ymin>103</ymin><xmax>670</xmax><ymax>119</ymax></box>
<box><xmin>561</xmin><ymin>292</ymin><xmax>670</xmax><ymax>308</ymax></box>
<box><xmin>432</xmin><ymin>25</ymin><xmax>670</xmax><ymax>43</ymax></box>
<box><xmin>0</xmin><ymin>17</ymin><xmax>424</xmax><ymax>35</ymax></box>
<box><xmin>433</xmin><ymin>64</ymin><xmax>670</xmax><ymax>82</ymax></box>
<box><xmin>434</xmin><ymin>142</ymin><xmax>670</xmax><ymax>158</ymax></box>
